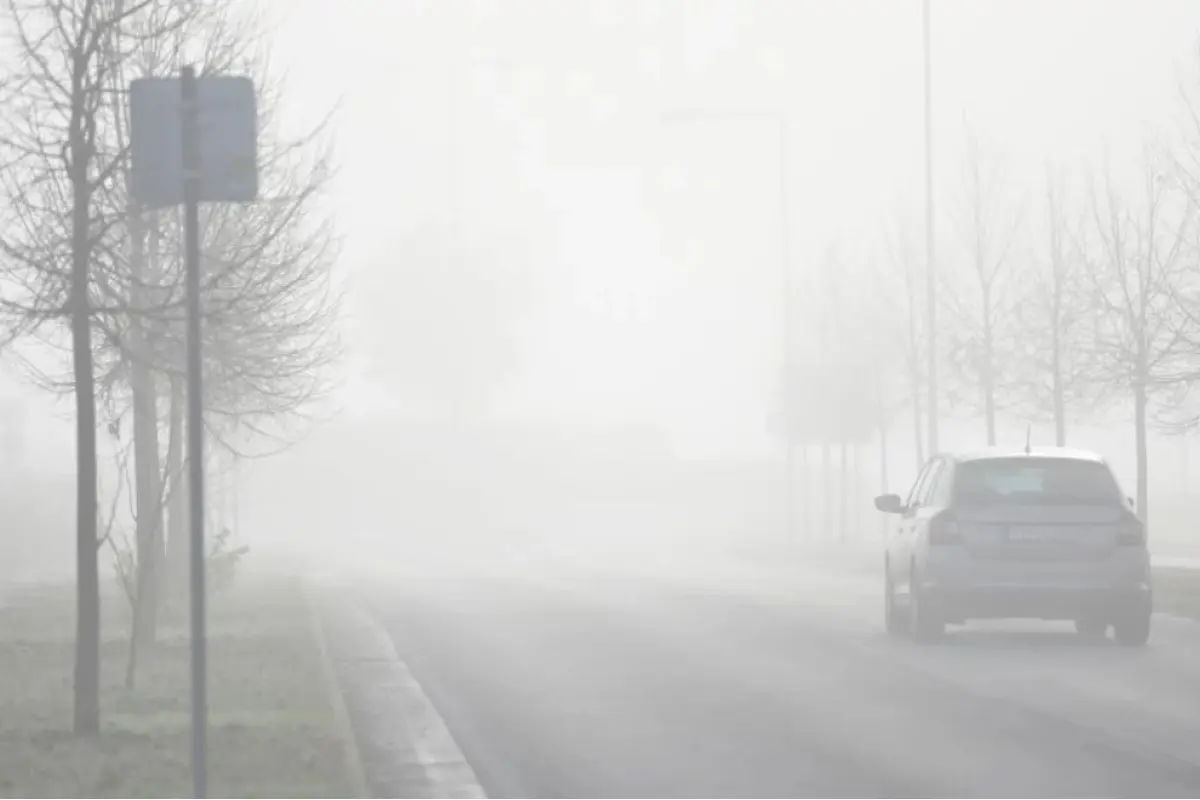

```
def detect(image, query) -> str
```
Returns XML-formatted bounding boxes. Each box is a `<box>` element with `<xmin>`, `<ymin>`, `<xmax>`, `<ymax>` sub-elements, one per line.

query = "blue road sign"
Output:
<box><xmin>129</xmin><ymin>76</ymin><xmax>258</xmax><ymax>208</ymax></box>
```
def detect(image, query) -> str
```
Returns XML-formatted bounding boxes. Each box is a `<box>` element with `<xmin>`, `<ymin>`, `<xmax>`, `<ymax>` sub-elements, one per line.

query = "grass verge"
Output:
<box><xmin>1153</xmin><ymin>566</ymin><xmax>1200</xmax><ymax>621</ymax></box>
<box><xmin>0</xmin><ymin>574</ymin><xmax>360</xmax><ymax>798</ymax></box>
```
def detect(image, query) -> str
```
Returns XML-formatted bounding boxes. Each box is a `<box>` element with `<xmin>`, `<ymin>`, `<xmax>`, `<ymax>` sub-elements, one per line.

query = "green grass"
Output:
<box><xmin>0</xmin><ymin>576</ymin><xmax>359</xmax><ymax>798</ymax></box>
<box><xmin>1154</xmin><ymin>566</ymin><xmax>1200</xmax><ymax>621</ymax></box>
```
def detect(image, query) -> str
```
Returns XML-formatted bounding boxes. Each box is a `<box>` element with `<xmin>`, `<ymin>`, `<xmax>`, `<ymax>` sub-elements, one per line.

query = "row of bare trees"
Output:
<box><xmin>798</xmin><ymin>50</ymin><xmax>1200</xmax><ymax>535</ymax></box>
<box><xmin>0</xmin><ymin>0</ymin><xmax>340</xmax><ymax>734</ymax></box>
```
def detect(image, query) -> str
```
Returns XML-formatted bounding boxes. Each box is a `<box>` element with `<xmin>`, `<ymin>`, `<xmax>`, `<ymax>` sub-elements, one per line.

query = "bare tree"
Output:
<box><xmin>0</xmin><ymin>0</ymin><xmax>340</xmax><ymax>721</ymax></box>
<box><xmin>0</xmin><ymin>0</ymin><xmax>200</xmax><ymax>736</ymax></box>
<box><xmin>1084</xmin><ymin>152</ymin><xmax>1193</xmax><ymax>525</ymax></box>
<box><xmin>125</xmin><ymin>57</ymin><xmax>337</xmax><ymax>608</ymax></box>
<box><xmin>1155</xmin><ymin>49</ymin><xmax>1200</xmax><ymax>435</ymax></box>
<box><xmin>1007</xmin><ymin>165</ymin><xmax>1095</xmax><ymax>445</ymax></box>
<box><xmin>879</xmin><ymin>207</ymin><xmax>927</xmax><ymax>471</ymax></box>
<box><xmin>943</xmin><ymin>125</ymin><xmax>1023</xmax><ymax>445</ymax></box>
<box><xmin>791</xmin><ymin>245</ymin><xmax>880</xmax><ymax>540</ymax></box>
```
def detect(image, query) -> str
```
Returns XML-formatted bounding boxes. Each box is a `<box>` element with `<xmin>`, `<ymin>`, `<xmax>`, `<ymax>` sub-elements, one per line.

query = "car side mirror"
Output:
<box><xmin>874</xmin><ymin>493</ymin><xmax>904</xmax><ymax>514</ymax></box>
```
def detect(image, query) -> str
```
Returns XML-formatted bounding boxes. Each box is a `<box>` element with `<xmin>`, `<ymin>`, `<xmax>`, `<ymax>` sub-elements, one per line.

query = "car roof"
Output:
<box><xmin>948</xmin><ymin>446</ymin><xmax>1107</xmax><ymax>465</ymax></box>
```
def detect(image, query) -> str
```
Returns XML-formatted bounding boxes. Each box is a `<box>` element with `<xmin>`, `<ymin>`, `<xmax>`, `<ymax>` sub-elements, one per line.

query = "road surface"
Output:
<box><xmin>365</xmin><ymin>552</ymin><xmax>1200</xmax><ymax>798</ymax></box>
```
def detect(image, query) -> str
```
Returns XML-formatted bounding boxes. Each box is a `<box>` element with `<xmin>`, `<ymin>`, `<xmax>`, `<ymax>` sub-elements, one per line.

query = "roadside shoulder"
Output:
<box><xmin>310</xmin><ymin>581</ymin><xmax>485</xmax><ymax>799</ymax></box>
<box><xmin>305</xmin><ymin>583</ymin><xmax>371</xmax><ymax>798</ymax></box>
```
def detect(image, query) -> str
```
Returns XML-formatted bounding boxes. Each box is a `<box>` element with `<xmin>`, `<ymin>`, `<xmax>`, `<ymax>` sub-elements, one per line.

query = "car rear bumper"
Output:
<box><xmin>921</xmin><ymin>582</ymin><xmax>1152</xmax><ymax>622</ymax></box>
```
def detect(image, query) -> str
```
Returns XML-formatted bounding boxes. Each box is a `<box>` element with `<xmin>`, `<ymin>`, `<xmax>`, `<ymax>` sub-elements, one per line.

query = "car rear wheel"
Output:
<box><xmin>908</xmin><ymin>567</ymin><xmax>945</xmax><ymax>642</ymax></box>
<box><xmin>884</xmin><ymin>567</ymin><xmax>906</xmax><ymax>636</ymax></box>
<box><xmin>1113</xmin><ymin>609</ymin><xmax>1151</xmax><ymax>647</ymax></box>
<box><xmin>1074</xmin><ymin>617</ymin><xmax>1108</xmax><ymax>639</ymax></box>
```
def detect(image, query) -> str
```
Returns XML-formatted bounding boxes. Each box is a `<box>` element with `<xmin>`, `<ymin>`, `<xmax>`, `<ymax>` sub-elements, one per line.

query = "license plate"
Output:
<box><xmin>1005</xmin><ymin>528</ymin><xmax>1043</xmax><ymax>542</ymax></box>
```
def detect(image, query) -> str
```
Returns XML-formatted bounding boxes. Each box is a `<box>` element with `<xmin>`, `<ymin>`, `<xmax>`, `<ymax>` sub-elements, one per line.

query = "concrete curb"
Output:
<box><xmin>305</xmin><ymin>581</ymin><xmax>372</xmax><ymax>799</ymax></box>
<box><xmin>311</xmin><ymin>581</ymin><xmax>486</xmax><ymax>799</ymax></box>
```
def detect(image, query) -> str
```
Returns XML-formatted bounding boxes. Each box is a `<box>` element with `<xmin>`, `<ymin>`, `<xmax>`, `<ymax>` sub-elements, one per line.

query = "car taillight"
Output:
<box><xmin>929</xmin><ymin>512</ymin><xmax>962</xmax><ymax>546</ymax></box>
<box><xmin>1116</xmin><ymin>521</ymin><xmax>1145</xmax><ymax>546</ymax></box>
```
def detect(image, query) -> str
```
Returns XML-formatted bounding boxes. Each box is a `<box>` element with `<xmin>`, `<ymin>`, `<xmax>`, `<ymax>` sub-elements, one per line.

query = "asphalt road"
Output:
<box><xmin>368</xmin><ymin>553</ymin><xmax>1200</xmax><ymax>798</ymax></box>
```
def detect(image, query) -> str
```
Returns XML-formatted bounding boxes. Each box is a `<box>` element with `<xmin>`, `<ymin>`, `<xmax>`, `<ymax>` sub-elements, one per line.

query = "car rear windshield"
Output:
<box><xmin>952</xmin><ymin>457</ymin><xmax>1123</xmax><ymax>506</ymax></box>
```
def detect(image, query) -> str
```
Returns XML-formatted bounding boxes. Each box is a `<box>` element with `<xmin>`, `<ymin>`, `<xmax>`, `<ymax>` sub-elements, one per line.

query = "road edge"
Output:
<box><xmin>310</xmin><ymin>580</ymin><xmax>487</xmax><ymax>799</ymax></box>
<box><xmin>305</xmin><ymin>580</ymin><xmax>372</xmax><ymax>799</ymax></box>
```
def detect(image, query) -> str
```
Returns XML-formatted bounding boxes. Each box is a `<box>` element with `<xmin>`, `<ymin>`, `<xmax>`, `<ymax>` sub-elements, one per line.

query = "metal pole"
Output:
<box><xmin>181</xmin><ymin>64</ymin><xmax>208</xmax><ymax>800</ymax></box>
<box><xmin>777</xmin><ymin>116</ymin><xmax>796</xmax><ymax>543</ymax></box>
<box><xmin>923</xmin><ymin>0</ymin><xmax>939</xmax><ymax>456</ymax></box>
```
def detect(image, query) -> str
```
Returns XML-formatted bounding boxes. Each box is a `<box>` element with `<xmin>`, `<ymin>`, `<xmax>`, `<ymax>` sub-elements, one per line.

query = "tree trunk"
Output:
<box><xmin>70</xmin><ymin>143</ymin><xmax>100</xmax><ymax>738</ymax></box>
<box><xmin>852</xmin><ymin>442</ymin><xmax>863</xmax><ymax>540</ymax></box>
<box><xmin>839</xmin><ymin>439</ymin><xmax>849</xmax><ymax>542</ymax></box>
<box><xmin>879</xmin><ymin>402</ymin><xmax>890</xmax><ymax>541</ymax></box>
<box><xmin>1182</xmin><ymin>437</ymin><xmax>1190</xmax><ymax>498</ymax></box>
<box><xmin>911</xmin><ymin>398</ymin><xmax>924</xmax><ymax>468</ymax></box>
<box><xmin>1051</xmin><ymin>320</ymin><xmax>1066</xmax><ymax>446</ymax></box>
<box><xmin>129</xmin><ymin>209</ymin><xmax>161</xmax><ymax>649</ymax></box>
<box><xmin>982</xmin><ymin>301</ymin><xmax>997</xmax><ymax>446</ymax></box>
<box><xmin>908</xmin><ymin>316</ymin><xmax>924</xmax><ymax>469</ymax></box>
<box><xmin>166</xmin><ymin>376</ymin><xmax>188</xmax><ymax>603</ymax></box>
<box><xmin>131</xmin><ymin>368</ymin><xmax>160</xmax><ymax>644</ymax></box>
<box><xmin>798</xmin><ymin>445</ymin><xmax>809</xmax><ymax>540</ymax></box>
<box><xmin>1047</xmin><ymin>172</ymin><xmax>1069</xmax><ymax>448</ymax></box>
<box><xmin>148</xmin><ymin>216</ymin><xmax>167</xmax><ymax>605</ymax></box>
<box><xmin>1134</xmin><ymin>378</ymin><xmax>1149</xmax><ymax>531</ymax></box>
<box><xmin>822</xmin><ymin>440</ymin><xmax>833</xmax><ymax>538</ymax></box>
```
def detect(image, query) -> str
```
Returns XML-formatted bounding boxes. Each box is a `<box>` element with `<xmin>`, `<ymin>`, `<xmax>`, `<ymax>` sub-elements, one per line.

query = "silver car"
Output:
<box><xmin>874</xmin><ymin>447</ymin><xmax>1152</xmax><ymax>645</ymax></box>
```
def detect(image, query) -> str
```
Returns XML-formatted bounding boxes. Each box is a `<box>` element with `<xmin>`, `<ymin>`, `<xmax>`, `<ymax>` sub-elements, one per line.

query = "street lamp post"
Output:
<box><xmin>662</xmin><ymin>109</ymin><xmax>798</xmax><ymax>542</ymax></box>
<box><xmin>923</xmin><ymin>0</ymin><xmax>939</xmax><ymax>457</ymax></box>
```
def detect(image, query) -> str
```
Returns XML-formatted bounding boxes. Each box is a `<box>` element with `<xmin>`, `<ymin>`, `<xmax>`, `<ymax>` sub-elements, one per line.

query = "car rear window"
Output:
<box><xmin>952</xmin><ymin>457</ymin><xmax>1123</xmax><ymax>506</ymax></box>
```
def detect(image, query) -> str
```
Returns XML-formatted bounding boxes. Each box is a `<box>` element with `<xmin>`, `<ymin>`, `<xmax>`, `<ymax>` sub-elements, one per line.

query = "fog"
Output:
<box><xmin>5</xmin><ymin>0</ymin><xmax>1200</xmax><ymax>576</ymax></box>
<box><xmin>259</xmin><ymin>0</ymin><xmax>1200</xmax><ymax>571</ymax></box>
<box><xmin>8</xmin><ymin>2</ymin><xmax>1200</xmax><ymax>795</ymax></box>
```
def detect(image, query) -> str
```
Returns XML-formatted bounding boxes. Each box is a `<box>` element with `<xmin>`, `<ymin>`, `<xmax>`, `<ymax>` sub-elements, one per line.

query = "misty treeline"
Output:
<box><xmin>0</xmin><ymin>0</ymin><xmax>339</xmax><ymax>734</ymax></box>
<box><xmin>790</xmin><ymin>46</ymin><xmax>1200</xmax><ymax>534</ymax></box>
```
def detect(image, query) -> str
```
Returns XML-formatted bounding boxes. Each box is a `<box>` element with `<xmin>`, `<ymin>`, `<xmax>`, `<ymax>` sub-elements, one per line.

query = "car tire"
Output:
<box><xmin>909</xmin><ymin>567</ymin><xmax>945</xmax><ymax>642</ymax></box>
<box><xmin>1074</xmin><ymin>617</ymin><xmax>1108</xmax><ymax>639</ymax></box>
<box><xmin>1113</xmin><ymin>609</ymin><xmax>1151</xmax><ymax>647</ymax></box>
<box><xmin>885</xmin><ymin>567</ymin><xmax>907</xmax><ymax>636</ymax></box>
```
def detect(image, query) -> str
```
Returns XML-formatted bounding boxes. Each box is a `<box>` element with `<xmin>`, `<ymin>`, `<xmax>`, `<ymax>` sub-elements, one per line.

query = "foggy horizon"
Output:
<box><xmin>6</xmin><ymin>3</ymin><xmax>1200</xmax><ymax>797</ymax></box>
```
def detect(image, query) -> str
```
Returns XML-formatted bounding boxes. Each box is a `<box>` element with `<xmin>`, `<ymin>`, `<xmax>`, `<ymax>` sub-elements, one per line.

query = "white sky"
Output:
<box><xmin>5</xmin><ymin>0</ymin><xmax>1200</xmax><ymax>570</ymax></box>
<box><xmin>97</xmin><ymin>2</ymin><xmax>1200</xmax><ymax>458</ymax></box>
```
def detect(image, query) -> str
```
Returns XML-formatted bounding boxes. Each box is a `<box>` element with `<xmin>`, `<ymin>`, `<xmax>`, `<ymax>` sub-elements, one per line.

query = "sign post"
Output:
<box><xmin>130</xmin><ymin>67</ymin><xmax>257</xmax><ymax>799</ymax></box>
<box><xmin>180</xmin><ymin>64</ymin><xmax>208</xmax><ymax>800</ymax></box>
